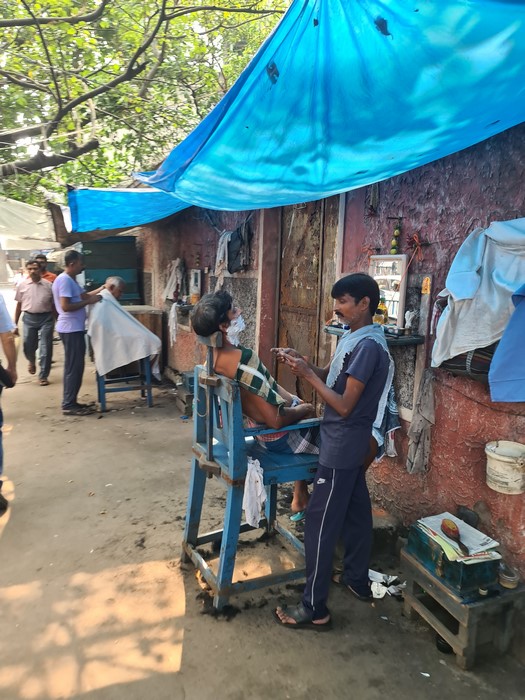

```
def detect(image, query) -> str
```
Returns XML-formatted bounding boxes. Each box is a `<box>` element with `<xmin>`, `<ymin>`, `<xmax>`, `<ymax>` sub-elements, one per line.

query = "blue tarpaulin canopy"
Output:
<box><xmin>68</xmin><ymin>186</ymin><xmax>188</xmax><ymax>233</ymax></box>
<box><xmin>70</xmin><ymin>0</ymin><xmax>525</xmax><ymax>232</ymax></box>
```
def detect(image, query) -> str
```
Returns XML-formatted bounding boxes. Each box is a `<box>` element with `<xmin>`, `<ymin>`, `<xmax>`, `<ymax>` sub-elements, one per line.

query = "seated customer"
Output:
<box><xmin>87</xmin><ymin>280</ymin><xmax>161</xmax><ymax>380</ymax></box>
<box><xmin>191</xmin><ymin>291</ymin><xmax>319</xmax><ymax>516</ymax></box>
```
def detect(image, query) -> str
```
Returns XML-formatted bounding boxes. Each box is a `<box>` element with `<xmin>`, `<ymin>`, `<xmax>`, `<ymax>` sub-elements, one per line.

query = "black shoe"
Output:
<box><xmin>0</xmin><ymin>492</ymin><xmax>8</xmax><ymax>516</ymax></box>
<box><xmin>63</xmin><ymin>406</ymin><xmax>96</xmax><ymax>416</ymax></box>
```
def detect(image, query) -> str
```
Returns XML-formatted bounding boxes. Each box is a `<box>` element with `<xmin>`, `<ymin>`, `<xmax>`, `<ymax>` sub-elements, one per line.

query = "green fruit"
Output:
<box><xmin>390</xmin><ymin>247</ymin><xmax>398</xmax><ymax>254</ymax></box>
<box><xmin>394</xmin><ymin>228</ymin><xmax>401</xmax><ymax>237</ymax></box>
<box><xmin>391</xmin><ymin>238</ymin><xmax>397</xmax><ymax>247</ymax></box>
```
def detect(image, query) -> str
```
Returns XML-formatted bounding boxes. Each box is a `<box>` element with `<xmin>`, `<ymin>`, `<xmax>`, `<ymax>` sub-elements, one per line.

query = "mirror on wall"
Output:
<box><xmin>368</xmin><ymin>254</ymin><xmax>408</xmax><ymax>325</ymax></box>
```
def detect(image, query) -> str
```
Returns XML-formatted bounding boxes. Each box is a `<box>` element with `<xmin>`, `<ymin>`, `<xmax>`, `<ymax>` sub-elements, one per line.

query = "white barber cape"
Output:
<box><xmin>88</xmin><ymin>289</ymin><xmax>161</xmax><ymax>377</ymax></box>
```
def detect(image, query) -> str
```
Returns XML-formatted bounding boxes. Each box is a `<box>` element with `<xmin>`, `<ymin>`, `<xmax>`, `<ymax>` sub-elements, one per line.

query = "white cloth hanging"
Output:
<box><xmin>242</xmin><ymin>457</ymin><xmax>266</xmax><ymax>528</ymax></box>
<box><xmin>168</xmin><ymin>302</ymin><xmax>177</xmax><ymax>346</ymax></box>
<box><xmin>214</xmin><ymin>230</ymin><xmax>232</xmax><ymax>290</ymax></box>
<box><xmin>432</xmin><ymin>218</ymin><xmax>525</xmax><ymax>366</ymax></box>
<box><xmin>163</xmin><ymin>258</ymin><xmax>185</xmax><ymax>300</ymax></box>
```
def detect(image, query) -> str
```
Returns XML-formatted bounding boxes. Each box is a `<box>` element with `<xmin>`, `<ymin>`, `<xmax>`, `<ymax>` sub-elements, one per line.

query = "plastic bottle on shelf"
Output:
<box><xmin>373</xmin><ymin>309</ymin><xmax>386</xmax><ymax>325</ymax></box>
<box><xmin>377</xmin><ymin>297</ymin><xmax>389</xmax><ymax>323</ymax></box>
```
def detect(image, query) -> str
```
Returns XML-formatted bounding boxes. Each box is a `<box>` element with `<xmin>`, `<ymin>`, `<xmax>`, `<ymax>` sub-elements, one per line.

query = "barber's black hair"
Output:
<box><xmin>331</xmin><ymin>273</ymin><xmax>380</xmax><ymax>315</ymax></box>
<box><xmin>64</xmin><ymin>249</ymin><xmax>82</xmax><ymax>266</ymax></box>
<box><xmin>190</xmin><ymin>290</ymin><xmax>233</xmax><ymax>337</ymax></box>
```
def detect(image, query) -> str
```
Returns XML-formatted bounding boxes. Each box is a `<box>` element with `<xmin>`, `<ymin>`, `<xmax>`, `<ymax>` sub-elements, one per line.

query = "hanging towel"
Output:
<box><xmin>163</xmin><ymin>258</ymin><xmax>186</xmax><ymax>300</ymax></box>
<box><xmin>242</xmin><ymin>457</ymin><xmax>266</xmax><ymax>528</ymax></box>
<box><xmin>406</xmin><ymin>370</ymin><xmax>435</xmax><ymax>474</ymax></box>
<box><xmin>168</xmin><ymin>302</ymin><xmax>177</xmax><ymax>346</ymax></box>
<box><xmin>375</xmin><ymin>385</ymin><xmax>401</xmax><ymax>460</ymax></box>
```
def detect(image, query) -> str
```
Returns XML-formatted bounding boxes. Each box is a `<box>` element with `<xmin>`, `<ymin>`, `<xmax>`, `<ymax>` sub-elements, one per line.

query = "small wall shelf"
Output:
<box><xmin>323</xmin><ymin>325</ymin><xmax>425</xmax><ymax>346</ymax></box>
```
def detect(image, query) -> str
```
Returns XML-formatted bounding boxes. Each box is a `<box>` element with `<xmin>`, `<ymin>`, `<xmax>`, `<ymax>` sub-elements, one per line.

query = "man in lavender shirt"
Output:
<box><xmin>52</xmin><ymin>250</ymin><xmax>103</xmax><ymax>416</ymax></box>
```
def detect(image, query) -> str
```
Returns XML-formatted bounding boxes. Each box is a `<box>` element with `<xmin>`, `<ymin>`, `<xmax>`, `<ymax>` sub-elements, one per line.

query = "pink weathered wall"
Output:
<box><xmin>140</xmin><ymin>208</ymin><xmax>260</xmax><ymax>373</ymax></box>
<box><xmin>342</xmin><ymin>124</ymin><xmax>525</xmax><ymax>574</ymax></box>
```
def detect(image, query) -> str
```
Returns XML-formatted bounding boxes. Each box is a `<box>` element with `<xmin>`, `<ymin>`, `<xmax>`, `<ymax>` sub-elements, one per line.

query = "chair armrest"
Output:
<box><xmin>244</xmin><ymin>417</ymin><xmax>321</xmax><ymax>438</ymax></box>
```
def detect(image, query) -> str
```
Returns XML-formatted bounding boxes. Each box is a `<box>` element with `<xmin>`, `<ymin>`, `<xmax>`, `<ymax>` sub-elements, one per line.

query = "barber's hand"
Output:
<box><xmin>280</xmin><ymin>352</ymin><xmax>313</xmax><ymax>379</ymax></box>
<box><xmin>299</xmin><ymin>402</ymin><xmax>316</xmax><ymax>418</ymax></box>
<box><xmin>86</xmin><ymin>295</ymin><xmax>102</xmax><ymax>305</ymax></box>
<box><xmin>271</xmin><ymin>347</ymin><xmax>305</xmax><ymax>363</ymax></box>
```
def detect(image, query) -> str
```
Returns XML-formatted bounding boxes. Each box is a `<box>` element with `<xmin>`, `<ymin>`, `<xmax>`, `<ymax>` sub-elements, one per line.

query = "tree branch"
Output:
<box><xmin>164</xmin><ymin>4</ymin><xmax>284</xmax><ymax>21</ymax></box>
<box><xmin>44</xmin><ymin>0</ymin><xmax>169</xmax><ymax>138</ymax></box>
<box><xmin>0</xmin><ymin>68</ymin><xmax>53</xmax><ymax>95</ymax></box>
<box><xmin>0</xmin><ymin>124</ymin><xmax>50</xmax><ymax>146</ymax></box>
<box><xmin>0</xmin><ymin>0</ymin><xmax>111</xmax><ymax>28</ymax></box>
<box><xmin>20</xmin><ymin>0</ymin><xmax>63</xmax><ymax>108</ymax></box>
<box><xmin>0</xmin><ymin>140</ymin><xmax>100</xmax><ymax>177</ymax></box>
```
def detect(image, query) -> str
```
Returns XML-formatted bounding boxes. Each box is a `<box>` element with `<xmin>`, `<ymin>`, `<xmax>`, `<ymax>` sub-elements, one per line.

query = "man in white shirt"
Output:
<box><xmin>0</xmin><ymin>295</ymin><xmax>17</xmax><ymax>516</ymax></box>
<box><xmin>14</xmin><ymin>259</ymin><xmax>55</xmax><ymax>386</ymax></box>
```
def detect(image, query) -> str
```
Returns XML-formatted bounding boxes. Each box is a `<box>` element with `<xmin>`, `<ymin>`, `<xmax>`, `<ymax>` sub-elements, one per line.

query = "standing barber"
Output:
<box><xmin>14</xmin><ymin>259</ymin><xmax>55</xmax><ymax>386</ymax></box>
<box><xmin>52</xmin><ymin>250</ymin><xmax>103</xmax><ymax>416</ymax></box>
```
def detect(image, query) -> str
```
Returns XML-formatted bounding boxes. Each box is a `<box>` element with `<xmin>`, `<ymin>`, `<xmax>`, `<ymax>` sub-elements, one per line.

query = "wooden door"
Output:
<box><xmin>276</xmin><ymin>197</ymin><xmax>339</xmax><ymax>401</ymax></box>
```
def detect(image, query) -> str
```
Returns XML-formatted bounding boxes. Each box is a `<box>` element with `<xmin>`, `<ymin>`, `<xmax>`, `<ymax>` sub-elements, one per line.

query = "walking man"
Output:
<box><xmin>35</xmin><ymin>254</ymin><xmax>57</xmax><ymax>283</ymax></box>
<box><xmin>14</xmin><ymin>259</ymin><xmax>55</xmax><ymax>386</ymax></box>
<box><xmin>52</xmin><ymin>250</ymin><xmax>103</xmax><ymax>416</ymax></box>
<box><xmin>0</xmin><ymin>294</ymin><xmax>17</xmax><ymax>516</ymax></box>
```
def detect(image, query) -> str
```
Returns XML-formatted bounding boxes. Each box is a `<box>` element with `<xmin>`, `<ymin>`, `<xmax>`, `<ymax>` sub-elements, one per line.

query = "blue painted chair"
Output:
<box><xmin>182</xmin><ymin>332</ymin><xmax>320</xmax><ymax>609</ymax></box>
<box><xmin>96</xmin><ymin>357</ymin><xmax>153</xmax><ymax>411</ymax></box>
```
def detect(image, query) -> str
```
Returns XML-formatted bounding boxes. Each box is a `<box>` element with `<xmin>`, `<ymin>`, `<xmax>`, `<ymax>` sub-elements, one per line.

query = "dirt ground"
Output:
<box><xmin>0</xmin><ymin>289</ymin><xmax>523</xmax><ymax>699</ymax></box>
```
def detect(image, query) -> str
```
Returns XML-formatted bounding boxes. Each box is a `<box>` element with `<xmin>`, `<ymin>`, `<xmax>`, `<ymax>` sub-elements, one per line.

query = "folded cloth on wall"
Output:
<box><xmin>88</xmin><ymin>290</ymin><xmax>161</xmax><ymax>377</ymax></box>
<box><xmin>440</xmin><ymin>342</ymin><xmax>498</xmax><ymax>383</ymax></box>
<box><xmin>406</xmin><ymin>369</ymin><xmax>435</xmax><ymax>474</ymax></box>
<box><xmin>432</xmin><ymin>218</ymin><xmax>525</xmax><ymax>367</ymax></box>
<box><xmin>489</xmin><ymin>283</ymin><xmax>525</xmax><ymax>402</ymax></box>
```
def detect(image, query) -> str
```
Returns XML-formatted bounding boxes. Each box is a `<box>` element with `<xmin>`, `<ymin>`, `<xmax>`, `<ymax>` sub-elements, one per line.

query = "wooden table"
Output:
<box><xmin>401</xmin><ymin>548</ymin><xmax>524</xmax><ymax>669</ymax></box>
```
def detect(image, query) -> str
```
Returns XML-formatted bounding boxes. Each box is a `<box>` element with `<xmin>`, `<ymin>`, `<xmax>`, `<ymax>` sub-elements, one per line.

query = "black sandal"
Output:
<box><xmin>272</xmin><ymin>603</ymin><xmax>332</xmax><ymax>631</ymax></box>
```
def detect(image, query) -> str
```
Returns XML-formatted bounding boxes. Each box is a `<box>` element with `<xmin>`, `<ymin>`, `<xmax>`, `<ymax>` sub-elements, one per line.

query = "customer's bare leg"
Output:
<box><xmin>291</xmin><ymin>480</ymin><xmax>309</xmax><ymax>513</ymax></box>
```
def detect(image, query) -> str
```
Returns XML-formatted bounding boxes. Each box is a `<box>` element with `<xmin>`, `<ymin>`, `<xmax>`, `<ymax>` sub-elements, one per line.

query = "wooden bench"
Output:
<box><xmin>402</xmin><ymin>548</ymin><xmax>525</xmax><ymax>669</ymax></box>
<box><xmin>181</xmin><ymin>332</ymin><xmax>320</xmax><ymax>609</ymax></box>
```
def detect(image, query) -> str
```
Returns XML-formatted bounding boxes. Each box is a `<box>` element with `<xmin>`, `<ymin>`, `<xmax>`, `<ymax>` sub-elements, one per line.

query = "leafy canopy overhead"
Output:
<box><xmin>0</xmin><ymin>0</ymin><xmax>285</xmax><ymax>204</ymax></box>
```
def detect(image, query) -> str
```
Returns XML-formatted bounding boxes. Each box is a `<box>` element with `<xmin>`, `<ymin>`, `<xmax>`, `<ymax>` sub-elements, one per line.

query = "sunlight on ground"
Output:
<box><xmin>0</xmin><ymin>561</ymin><xmax>185</xmax><ymax>699</ymax></box>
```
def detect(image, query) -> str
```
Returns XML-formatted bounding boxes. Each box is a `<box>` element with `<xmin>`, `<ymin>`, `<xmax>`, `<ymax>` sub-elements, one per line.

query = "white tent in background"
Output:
<box><xmin>0</xmin><ymin>196</ymin><xmax>55</xmax><ymax>240</ymax></box>
<box><xmin>0</xmin><ymin>197</ymin><xmax>60</xmax><ymax>283</ymax></box>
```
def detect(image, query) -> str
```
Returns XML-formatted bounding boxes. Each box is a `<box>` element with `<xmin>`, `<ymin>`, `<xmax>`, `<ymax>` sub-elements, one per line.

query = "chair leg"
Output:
<box><xmin>96</xmin><ymin>372</ymin><xmax>106</xmax><ymax>412</ymax></box>
<box><xmin>182</xmin><ymin>458</ymin><xmax>207</xmax><ymax>560</ymax></box>
<box><xmin>146</xmin><ymin>359</ymin><xmax>153</xmax><ymax>407</ymax></box>
<box><xmin>214</xmin><ymin>483</ymin><xmax>244</xmax><ymax>609</ymax></box>
<box><xmin>265</xmin><ymin>484</ymin><xmax>277</xmax><ymax>531</ymax></box>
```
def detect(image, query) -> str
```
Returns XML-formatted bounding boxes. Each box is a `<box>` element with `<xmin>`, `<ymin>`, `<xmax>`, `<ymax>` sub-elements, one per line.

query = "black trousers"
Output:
<box><xmin>302</xmin><ymin>464</ymin><xmax>372</xmax><ymax>620</ymax></box>
<box><xmin>60</xmin><ymin>331</ymin><xmax>86</xmax><ymax>409</ymax></box>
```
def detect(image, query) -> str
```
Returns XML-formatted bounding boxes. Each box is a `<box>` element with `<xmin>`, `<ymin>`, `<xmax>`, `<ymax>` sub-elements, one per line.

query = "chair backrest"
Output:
<box><xmin>192</xmin><ymin>331</ymin><xmax>320</xmax><ymax>482</ymax></box>
<box><xmin>193</xmin><ymin>361</ymin><xmax>251</xmax><ymax>481</ymax></box>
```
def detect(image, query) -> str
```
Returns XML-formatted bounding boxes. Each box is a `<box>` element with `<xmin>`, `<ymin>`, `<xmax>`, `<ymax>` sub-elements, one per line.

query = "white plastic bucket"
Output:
<box><xmin>485</xmin><ymin>441</ymin><xmax>525</xmax><ymax>495</ymax></box>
